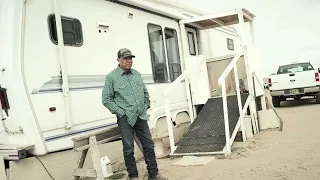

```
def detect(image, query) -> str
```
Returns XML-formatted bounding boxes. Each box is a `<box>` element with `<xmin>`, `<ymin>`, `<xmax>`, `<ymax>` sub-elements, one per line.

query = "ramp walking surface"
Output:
<box><xmin>174</xmin><ymin>94</ymin><xmax>249</xmax><ymax>154</ymax></box>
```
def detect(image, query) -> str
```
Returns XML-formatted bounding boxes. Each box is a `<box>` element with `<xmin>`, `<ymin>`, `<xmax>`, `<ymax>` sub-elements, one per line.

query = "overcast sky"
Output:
<box><xmin>175</xmin><ymin>0</ymin><xmax>320</xmax><ymax>77</ymax></box>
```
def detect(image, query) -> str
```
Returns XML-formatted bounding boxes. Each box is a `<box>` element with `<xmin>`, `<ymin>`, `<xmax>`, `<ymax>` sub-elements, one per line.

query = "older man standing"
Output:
<box><xmin>102</xmin><ymin>48</ymin><xmax>167</xmax><ymax>180</ymax></box>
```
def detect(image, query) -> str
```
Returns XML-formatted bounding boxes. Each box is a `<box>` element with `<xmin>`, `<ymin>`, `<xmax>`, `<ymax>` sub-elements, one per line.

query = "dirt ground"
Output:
<box><xmin>113</xmin><ymin>98</ymin><xmax>320</xmax><ymax>180</ymax></box>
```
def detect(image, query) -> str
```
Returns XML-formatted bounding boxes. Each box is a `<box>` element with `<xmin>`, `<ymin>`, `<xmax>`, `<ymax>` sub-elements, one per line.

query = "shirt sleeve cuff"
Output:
<box><xmin>118</xmin><ymin>109</ymin><xmax>125</xmax><ymax>117</ymax></box>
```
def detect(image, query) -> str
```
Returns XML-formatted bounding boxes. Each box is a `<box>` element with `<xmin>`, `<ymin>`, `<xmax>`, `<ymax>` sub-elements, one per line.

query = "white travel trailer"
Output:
<box><xmin>0</xmin><ymin>0</ymin><xmax>274</xmax><ymax>179</ymax></box>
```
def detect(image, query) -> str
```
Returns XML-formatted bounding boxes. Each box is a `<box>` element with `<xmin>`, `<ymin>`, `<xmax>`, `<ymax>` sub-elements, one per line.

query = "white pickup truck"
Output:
<box><xmin>268</xmin><ymin>61</ymin><xmax>320</xmax><ymax>107</ymax></box>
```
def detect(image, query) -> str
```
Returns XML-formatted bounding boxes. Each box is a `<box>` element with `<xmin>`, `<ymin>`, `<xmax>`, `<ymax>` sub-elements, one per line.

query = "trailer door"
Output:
<box><xmin>184</xmin><ymin>27</ymin><xmax>211</xmax><ymax>105</ymax></box>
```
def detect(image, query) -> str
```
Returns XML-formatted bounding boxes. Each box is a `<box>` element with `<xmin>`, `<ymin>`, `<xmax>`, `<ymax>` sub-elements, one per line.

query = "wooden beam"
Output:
<box><xmin>210</xmin><ymin>18</ymin><xmax>225</xmax><ymax>26</ymax></box>
<box><xmin>243</xmin><ymin>11</ymin><xmax>253</xmax><ymax>21</ymax></box>
<box><xmin>72</xmin><ymin>126</ymin><xmax>121</xmax><ymax>151</ymax></box>
<box><xmin>89</xmin><ymin>136</ymin><xmax>104</xmax><ymax>180</ymax></box>
<box><xmin>74</xmin><ymin>135</ymin><xmax>121</xmax><ymax>152</ymax></box>
<box><xmin>73</xmin><ymin>169</ymin><xmax>97</xmax><ymax>178</ymax></box>
<box><xmin>180</xmin><ymin>9</ymin><xmax>240</xmax><ymax>25</ymax></box>
<box><xmin>74</xmin><ymin>149</ymin><xmax>89</xmax><ymax>180</ymax></box>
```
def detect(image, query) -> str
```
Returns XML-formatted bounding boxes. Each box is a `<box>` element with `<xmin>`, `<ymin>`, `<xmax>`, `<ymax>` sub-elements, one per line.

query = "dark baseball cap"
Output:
<box><xmin>117</xmin><ymin>48</ymin><xmax>135</xmax><ymax>58</ymax></box>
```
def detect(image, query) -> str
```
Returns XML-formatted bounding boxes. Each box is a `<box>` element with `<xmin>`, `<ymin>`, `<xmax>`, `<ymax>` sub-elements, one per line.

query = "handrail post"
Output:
<box><xmin>234</xmin><ymin>65</ymin><xmax>246</xmax><ymax>142</ymax></box>
<box><xmin>164</xmin><ymin>95</ymin><xmax>175</xmax><ymax>153</ymax></box>
<box><xmin>218</xmin><ymin>51</ymin><xmax>242</xmax><ymax>85</ymax></box>
<box><xmin>221</xmin><ymin>82</ymin><xmax>231</xmax><ymax>155</ymax></box>
<box><xmin>243</xmin><ymin>46</ymin><xmax>258</xmax><ymax>134</ymax></box>
<box><xmin>185</xmin><ymin>77</ymin><xmax>195</xmax><ymax>123</ymax></box>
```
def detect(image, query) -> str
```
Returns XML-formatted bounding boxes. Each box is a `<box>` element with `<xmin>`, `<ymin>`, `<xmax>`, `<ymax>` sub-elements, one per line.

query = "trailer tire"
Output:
<box><xmin>272</xmin><ymin>97</ymin><xmax>280</xmax><ymax>107</ymax></box>
<box><xmin>316</xmin><ymin>95</ymin><xmax>320</xmax><ymax>104</ymax></box>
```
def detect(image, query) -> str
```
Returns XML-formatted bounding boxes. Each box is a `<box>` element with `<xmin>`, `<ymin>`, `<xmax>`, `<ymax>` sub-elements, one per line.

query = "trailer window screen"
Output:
<box><xmin>165</xmin><ymin>28</ymin><xmax>181</xmax><ymax>81</ymax></box>
<box><xmin>227</xmin><ymin>38</ymin><xmax>234</xmax><ymax>50</ymax></box>
<box><xmin>187</xmin><ymin>32</ymin><xmax>196</xmax><ymax>55</ymax></box>
<box><xmin>48</xmin><ymin>14</ymin><xmax>83</xmax><ymax>46</ymax></box>
<box><xmin>147</xmin><ymin>24</ymin><xmax>168</xmax><ymax>83</ymax></box>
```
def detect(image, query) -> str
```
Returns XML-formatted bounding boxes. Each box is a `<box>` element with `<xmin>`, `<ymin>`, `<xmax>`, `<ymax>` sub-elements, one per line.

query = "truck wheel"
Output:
<box><xmin>272</xmin><ymin>97</ymin><xmax>280</xmax><ymax>107</ymax></box>
<box><xmin>316</xmin><ymin>95</ymin><xmax>320</xmax><ymax>104</ymax></box>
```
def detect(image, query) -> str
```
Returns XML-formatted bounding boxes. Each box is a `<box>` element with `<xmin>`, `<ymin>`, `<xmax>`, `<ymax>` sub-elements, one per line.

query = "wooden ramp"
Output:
<box><xmin>173</xmin><ymin>94</ymin><xmax>249</xmax><ymax>156</ymax></box>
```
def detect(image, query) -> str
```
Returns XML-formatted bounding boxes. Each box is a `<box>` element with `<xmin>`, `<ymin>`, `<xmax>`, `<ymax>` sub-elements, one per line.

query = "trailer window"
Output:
<box><xmin>187</xmin><ymin>32</ymin><xmax>196</xmax><ymax>55</ymax></box>
<box><xmin>147</xmin><ymin>24</ymin><xmax>168</xmax><ymax>83</ymax></box>
<box><xmin>165</xmin><ymin>28</ymin><xmax>181</xmax><ymax>81</ymax></box>
<box><xmin>48</xmin><ymin>14</ymin><xmax>83</xmax><ymax>47</ymax></box>
<box><xmin>227</xmin><ymin>38</ymin><xmax>234</xmax><ymax>50</ymax></box>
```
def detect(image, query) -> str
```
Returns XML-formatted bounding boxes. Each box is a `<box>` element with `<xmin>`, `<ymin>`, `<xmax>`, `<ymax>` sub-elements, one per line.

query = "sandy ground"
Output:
<box><xmin>113</xmin><ymin>98</ymin><xmax>320</xmax><ymax>180</ymax></box>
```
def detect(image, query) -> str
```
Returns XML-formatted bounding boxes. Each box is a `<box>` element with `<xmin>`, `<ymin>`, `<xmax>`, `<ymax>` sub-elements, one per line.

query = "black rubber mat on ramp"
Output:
<box><xmin>174</xmin><ymin>94</ymin><xmax>249</xmax><ymax>154</ymax></box>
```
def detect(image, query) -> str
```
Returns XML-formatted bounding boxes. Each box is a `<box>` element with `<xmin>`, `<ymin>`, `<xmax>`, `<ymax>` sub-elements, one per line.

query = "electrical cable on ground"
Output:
<box><xmin>35</xmin><ymin>156</ymin><xmax>55</xmax><ymax>180</ymax></box>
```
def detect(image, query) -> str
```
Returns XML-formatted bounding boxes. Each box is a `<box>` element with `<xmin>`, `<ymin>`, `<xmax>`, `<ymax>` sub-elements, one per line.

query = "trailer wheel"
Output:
<box><xmin>316</xmin><ymin>95</ymin><xmax>320</xmax><ymax>104</ymax></box>
<box><xmin>272</xmin><ymin>97</ymin><xmax>280</xmax><ymax>107</ymax></box>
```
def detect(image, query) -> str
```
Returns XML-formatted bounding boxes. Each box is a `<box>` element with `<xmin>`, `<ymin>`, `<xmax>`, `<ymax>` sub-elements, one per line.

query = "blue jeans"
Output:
<box><xmin>117</xmin><ymin>115</ymin><xmax>158</xmax><ymax>179</ymax></box>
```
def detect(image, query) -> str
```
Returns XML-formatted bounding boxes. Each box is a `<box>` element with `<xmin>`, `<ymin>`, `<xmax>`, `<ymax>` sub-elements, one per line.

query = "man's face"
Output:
<box><xmin>118</xmin><ymin>56</ymin><xmax>133</xmax><ymax>71</ymax></box>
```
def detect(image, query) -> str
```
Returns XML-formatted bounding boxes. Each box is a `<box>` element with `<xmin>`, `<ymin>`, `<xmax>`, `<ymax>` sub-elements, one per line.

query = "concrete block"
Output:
<box><xmin>243</xmin><ymin>115</ymin><xmax>253</xmax><ymax>139</ymax></box>
<box><xmin>258</xmin><ymin>109</ymin><xmax>279</xmax><ymax>130</ymax></box>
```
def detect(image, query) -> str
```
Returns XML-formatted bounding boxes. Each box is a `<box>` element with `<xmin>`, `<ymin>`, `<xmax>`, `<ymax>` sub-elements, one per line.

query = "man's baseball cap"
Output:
<box><xmin>117</xmin><ymin>48</ymin><xmax>135</xmax><ymax>58</ymax></box>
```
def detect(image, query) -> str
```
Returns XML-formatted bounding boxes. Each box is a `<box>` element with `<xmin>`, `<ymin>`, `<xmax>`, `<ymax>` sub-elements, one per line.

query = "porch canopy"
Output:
<box><xmin>179</xmin><ymin>8</ymin><xmax>255</xmax><ymax>30</ymax></box>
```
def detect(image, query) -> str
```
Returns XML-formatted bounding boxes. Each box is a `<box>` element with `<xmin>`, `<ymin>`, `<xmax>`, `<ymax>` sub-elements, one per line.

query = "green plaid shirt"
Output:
<box><xmin>102</xmin><ymin>65</ymin><xmax>150</xmax><ymax>126</ymax></box>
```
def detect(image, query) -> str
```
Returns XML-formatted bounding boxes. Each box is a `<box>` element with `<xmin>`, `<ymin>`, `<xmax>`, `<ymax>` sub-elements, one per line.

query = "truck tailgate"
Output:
<box><xmin>270</xmin><ymin>70</ymin><xmax>318</xmax><ymax>90</ymax></box>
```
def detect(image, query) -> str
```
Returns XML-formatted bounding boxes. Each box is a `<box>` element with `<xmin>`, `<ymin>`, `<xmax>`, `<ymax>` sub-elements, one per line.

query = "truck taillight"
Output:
<box><xmin>268</xmin><ymin>78</ymin><xmax>272</xmax><ymax>87</ymax></box>
<box><xmin>316</xmin><ymin>72</ymin><xmax>319</xmax><ymax>82</ymax></box>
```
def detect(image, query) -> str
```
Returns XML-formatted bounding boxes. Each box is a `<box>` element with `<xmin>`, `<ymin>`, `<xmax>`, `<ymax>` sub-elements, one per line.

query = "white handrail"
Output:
<box><xmin>218</xmin><ymin>50</ymin><xmax>243</xmax><ymax>85</ymax></box>
<box><xmin>163</xmin><ymin>70</ymin><xmax>189</xmax><ymax>97</ymax></box>
<box><xmin>163</xmin><ymin>56</ymin><xmax>205</xmax><ymax>153</ymax></box>
<box><xmin>163</xmin><ymin>56</ymin><xmax>206</xmax><ymax>97</ymax></box>
<box><xmin>221</xmin><ymin>82</ymin><xmax>231</xmax><ymax>154</ymax></box>
<box><xmin>230</xmin><ymin>95</ymin><xmax>252</xmax><ymax>146</ymax></box>
<box><xmin>234</xmin><ymin>65</ymin><xmax>246</xmax><ymax>142</ymax></box>
<box><xmin>163</xmin><ymin>69</ymin><xmax>191</xmax><ymax>153</ymax></box>
<box><xmin>217</xmin><ymin>46</ymin><xmax>246</xmax><ymax>155</ymax></box>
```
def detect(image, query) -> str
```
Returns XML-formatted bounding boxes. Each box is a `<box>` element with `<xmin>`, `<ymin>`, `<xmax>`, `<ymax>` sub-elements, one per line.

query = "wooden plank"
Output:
<box><xmin>73</xmin><ymin>168</ymin><xmax>97</xmax><ymax>178</ymax></box>
<box><xmin>89</xmin><ymin>136</ymin><xmax>104</xmax><ymax>180</ymax></box>
<box><xmin>180</xmin><ymin>9</ymin><xmax>239</xmax><ymax>25</ymax></box>
<box><xmin>73</xmin><ymin>149</ymin><xmax>88</xmax><ymax>180</ymax></box>
<box><xmin>181</xmin><ymin>9</ymin><xmax>254</xmax><ymax>28</ymax></box>
<box><xmin>75</xmin><ymin>135</ymin><xmax>121</xmax><ymax>152</ymax></box>
<box><xmin>72</xmin><ymin>126</ymin><xmax>121</xmax><ymax>150</ymax></box>
<box><xmin>72</xmin><ymin>126</ymin><xmax>119</xmax><ymax>141</ymax></box>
